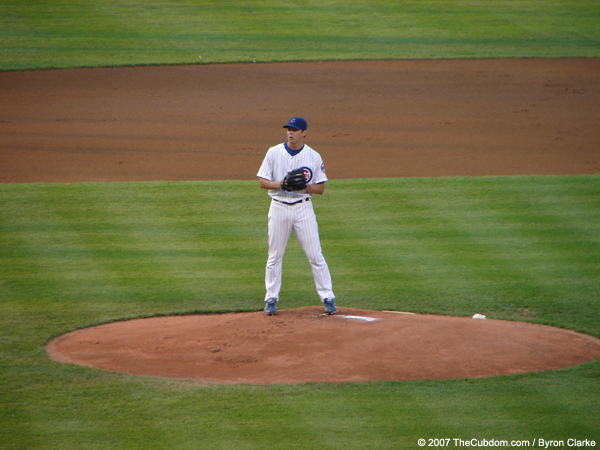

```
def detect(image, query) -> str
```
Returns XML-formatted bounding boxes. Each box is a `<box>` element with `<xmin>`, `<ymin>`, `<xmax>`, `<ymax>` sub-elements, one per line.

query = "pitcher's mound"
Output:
<box><xmin>46</xmin><ymin>307</ymin><xmax>600</xmax><ymax>384</ymax></box>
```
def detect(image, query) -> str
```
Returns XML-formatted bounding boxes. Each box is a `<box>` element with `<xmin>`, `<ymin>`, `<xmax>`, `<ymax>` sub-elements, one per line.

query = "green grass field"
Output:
<box><xmin>1</xmin><ymin>176</ymin><xmax>599</xmax><ymax>449</ymax></box>
<box><xmin>1</xmin><ymin>0</ymin><xmax>599</xmax><ymax>70</ymax></box>
<box><xmin>2</xmin><ymin>0</ymin><xmax>600</xmax><ymax>448</ymax></box>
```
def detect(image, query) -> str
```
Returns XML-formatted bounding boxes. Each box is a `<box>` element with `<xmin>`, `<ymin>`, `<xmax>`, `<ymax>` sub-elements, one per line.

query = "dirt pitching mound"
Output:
<box><xmin>46</xmin><ymin>307</ymin><xmax>600</xmax><ymax>384</ymax></box>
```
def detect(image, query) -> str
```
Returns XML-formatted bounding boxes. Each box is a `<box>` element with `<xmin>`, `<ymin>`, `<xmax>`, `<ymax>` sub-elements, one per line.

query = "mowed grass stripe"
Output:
<box><xmin>318</xmin><ymin>176</ymin><xmax>600</xmax><ymax>331</ymax></box>
<box><xmin>2</xmin><ymin>0</ymin><xmax>599</xmax><ymax>70</ymax></box>
<box><xmin>4</xmin><ymin>175</ymin><xmax>598</xmax><ymax>331</ymax></box>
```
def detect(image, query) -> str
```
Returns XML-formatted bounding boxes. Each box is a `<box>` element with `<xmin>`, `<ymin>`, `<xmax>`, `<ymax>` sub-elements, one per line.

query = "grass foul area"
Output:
<box><xmin>1</xmin><ymin>176</ymin><xmax>599</xmax><ymax>448</ymax></box>
<box><xmin>1</xmin><ymin>0</ymin><xmax>599</xmax><ymax>70</ymax></box>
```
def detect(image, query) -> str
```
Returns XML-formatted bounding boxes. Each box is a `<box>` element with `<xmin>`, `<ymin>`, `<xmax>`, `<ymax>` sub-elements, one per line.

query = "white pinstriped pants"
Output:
<box><xmin>265</xmin><ymin>199</ymin><xmax>334</xmax><ymax>302</ymax></box>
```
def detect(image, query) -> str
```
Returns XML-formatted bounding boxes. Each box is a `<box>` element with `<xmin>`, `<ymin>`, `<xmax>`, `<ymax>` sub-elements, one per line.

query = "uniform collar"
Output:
<box><xmin>284</xmin><ymin>142</ymin><xmax>304</xmax><ymax>156</ymax></box>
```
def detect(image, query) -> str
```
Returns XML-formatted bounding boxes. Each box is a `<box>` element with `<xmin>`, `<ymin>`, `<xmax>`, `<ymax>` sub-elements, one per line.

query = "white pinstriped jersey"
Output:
<box><xmin>257</xmin><ymin>143</ymin><xmax>328</xmax><ymax>201</ymax></box>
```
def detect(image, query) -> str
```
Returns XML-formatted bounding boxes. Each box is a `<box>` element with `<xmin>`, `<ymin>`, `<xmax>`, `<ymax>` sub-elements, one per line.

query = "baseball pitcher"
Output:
<box><xmin>257</xmin><ymin>117</ymin><xmax>336</xmax><ymax>316</ymax></box>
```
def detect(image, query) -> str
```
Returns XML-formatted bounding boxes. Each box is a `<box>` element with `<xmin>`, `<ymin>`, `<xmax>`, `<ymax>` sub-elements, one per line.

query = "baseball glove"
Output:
<box><xmin>281</xmin><ymin>168</ymin><xmax>307</xmax><ymax>191</ymax></box>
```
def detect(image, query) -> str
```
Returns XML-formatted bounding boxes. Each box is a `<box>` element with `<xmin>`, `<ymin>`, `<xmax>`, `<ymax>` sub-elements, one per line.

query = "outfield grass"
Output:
<box><xmin>1</xmin><ymin>176</ymin><xmax>599</xmax><ymax>448</ymax></box>
<box><xmin>1</xmin><ymin>0</ymin><xmax>599</xmax><ymax>70</ymax></box>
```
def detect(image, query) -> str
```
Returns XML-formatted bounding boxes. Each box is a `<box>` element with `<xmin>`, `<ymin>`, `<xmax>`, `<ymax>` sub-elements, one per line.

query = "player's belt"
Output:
<box><xmin>273</xmin><ymin>197</ymin><xmax>310</xmax><ymax>205</ymax></box>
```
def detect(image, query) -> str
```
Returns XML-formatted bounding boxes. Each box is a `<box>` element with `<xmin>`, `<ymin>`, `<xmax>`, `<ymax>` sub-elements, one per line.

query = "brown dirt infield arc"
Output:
<box><xmin>2</xmin><ymin>58</ymin><xmax>600</xmax><ymax>384</ymax></box>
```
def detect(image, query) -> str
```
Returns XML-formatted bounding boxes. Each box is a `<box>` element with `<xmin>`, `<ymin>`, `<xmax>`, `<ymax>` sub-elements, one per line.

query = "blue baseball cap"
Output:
<box><xmin>283</xmin><ymin>117</ymin><xmax>307</xmax><ymax>130</ymax></box>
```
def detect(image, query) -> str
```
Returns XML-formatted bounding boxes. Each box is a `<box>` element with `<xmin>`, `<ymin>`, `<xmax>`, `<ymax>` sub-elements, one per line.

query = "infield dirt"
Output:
<box><xmin>1</xmin><ymin>58</ymin><xmax>599</xmax><ymax>183</ymax></box>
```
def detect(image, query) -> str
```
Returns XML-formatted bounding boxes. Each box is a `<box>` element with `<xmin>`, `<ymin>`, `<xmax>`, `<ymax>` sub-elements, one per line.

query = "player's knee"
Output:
<box><xmin>308</xmin><ymin>255</ymin><xmax>326</xmax><ymax>267</ymax></box>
